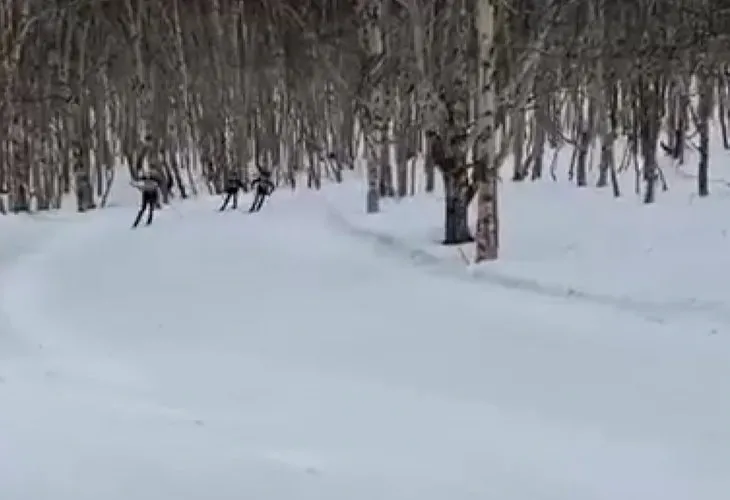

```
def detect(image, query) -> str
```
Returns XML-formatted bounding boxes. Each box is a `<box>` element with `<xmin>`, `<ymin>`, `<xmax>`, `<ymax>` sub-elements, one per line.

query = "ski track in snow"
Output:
<box><xmin>322</xmin><ymin>186</ymin><xmax>730</xmax><ymax>329</ymax></box>
<box><xmin>0</xmin><ymin>212</ymin><xmax>97</xmax><ymax>359</ymax></box>
<box><xmin>1</xmin><ymin>188</ymin><xmax>730</xmax><ymax>499</ymax></box>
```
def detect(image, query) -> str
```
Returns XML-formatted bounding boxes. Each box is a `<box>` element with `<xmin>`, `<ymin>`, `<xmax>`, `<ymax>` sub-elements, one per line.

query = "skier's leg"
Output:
<box><xmin>146</xmin><ymin>193</ymin><xmax>157</xmax><ymax>226</ymax></box>
<box><xmin>132</xmin><ymin>201</ymin><xmax>147</xmax><ymax>228</ymax></box>
<box><xmin>253</xmin><ymin>189</ymin><xmax>267</xmax><ymax>211</ymax></box>
<box><xmin>251</xmin><ymin>188</ymin><xmax>264</xmax><ymax>212</ymax></box>
<box><xmin>257</xmin><ymin>195</ymin><xmax>268</xmax><ymax>211</ymax></box>
<box><xmin>248</xmin><ymin>194</ymin><xmax>260</xmax><ymax>212</ymax></box>
<box><xmin>220</xmin><ymin>193</ymin><xmax>231</xmax><ymax>211</ymax></box>
<box><xmin>231</xmin><ymin>192</ymin><xmax>238</xmax><ymax>210</ymax></box>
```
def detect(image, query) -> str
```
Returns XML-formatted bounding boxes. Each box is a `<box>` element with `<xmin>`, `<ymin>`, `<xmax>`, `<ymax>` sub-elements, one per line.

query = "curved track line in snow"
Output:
<box><xmin>0</xmin><ymin>205</ymin><xmax>210</xmax><ymax>398</ymax></box>
<box><xmin>0</xmin><ymin>211</ymin><xmax>119</xmax><ymax>353</ymax></box>
<box><xmin>3</xmin><ymin>194</ymin><xmax>730</xmax><ymax>499</ymax></box>
<box><xmin>0</xmin><ymin>207</ymin><xmax>210</xmax><ymax>436</ymax></box>
<box><xmin>0</xmin><ymin>214</ymin><xmax>98</xmax><ymax>356</ymax></box>
<box><xmin>322</xmin><ymin>193</ymin><xmax>730</xmax><ymax>327</ymax></box>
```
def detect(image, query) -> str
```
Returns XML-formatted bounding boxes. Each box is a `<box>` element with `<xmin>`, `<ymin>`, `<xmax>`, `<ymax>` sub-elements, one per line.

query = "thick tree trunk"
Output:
<box><xmin>442</xmin><ymin>167</ymin><xmax>474</xmax><ymax>245</ymax></box>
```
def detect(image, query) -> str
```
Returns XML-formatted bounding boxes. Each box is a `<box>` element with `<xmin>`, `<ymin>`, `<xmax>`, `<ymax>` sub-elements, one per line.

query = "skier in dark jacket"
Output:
<box><xmin>249</xmin><ymin>169</ymin><xmax>275</xmax><ymax>213</ymax></box>
<box><xmin>219</xmin><ymin>171</ymin><xmax>246</xmax><ymax>211</ymax></box>
<box><xmin>131</xmin><ymin>174</ymin><xmax>160</xmax><ymax>228</ymax></box>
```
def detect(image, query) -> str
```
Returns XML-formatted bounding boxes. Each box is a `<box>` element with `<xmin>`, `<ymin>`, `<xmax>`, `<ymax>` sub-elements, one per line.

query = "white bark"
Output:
<box><xmin>357</xmin><ymin>0</ymin><xmax>385</xmax><ymax>213</ymax></box>
<box><xmin>474</xmin><ymin>0</ymin><xmax>498</xmax><ymax>262</ymax></box>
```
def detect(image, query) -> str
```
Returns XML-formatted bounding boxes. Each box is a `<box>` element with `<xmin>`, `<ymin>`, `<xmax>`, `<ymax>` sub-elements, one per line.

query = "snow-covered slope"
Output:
<box><xmin>326</xmin><ymin>163</ymin><xmax>730</xmax><ymax>329</ymax></box>
<box><xmin>1</xmin><ymin>174</ymin><xmax>730</xmax><ymax>500</ymax></box>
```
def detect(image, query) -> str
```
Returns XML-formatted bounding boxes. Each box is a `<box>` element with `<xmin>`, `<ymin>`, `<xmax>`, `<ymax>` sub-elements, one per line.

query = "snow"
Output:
<box><xmin>2</xmin><ymin>165</ymin><xmax>730</xmax><ymax>499</ymax></box>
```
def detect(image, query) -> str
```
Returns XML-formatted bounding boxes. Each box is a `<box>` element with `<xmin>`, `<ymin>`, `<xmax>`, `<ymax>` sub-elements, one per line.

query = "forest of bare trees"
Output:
<box><xmin>0</xmin><ymin>0</ymin><xmax>728</xmax><ymax>262</ymax></box>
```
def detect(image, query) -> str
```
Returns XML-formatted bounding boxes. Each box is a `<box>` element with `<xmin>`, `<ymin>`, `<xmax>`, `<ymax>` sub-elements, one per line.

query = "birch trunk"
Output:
<box><xmin>357</xmin><ymin>0</ymin><xmax>384</xmax><ymax>213</ymax></box>
<box><xmin>474</xmin><ymin>0</ymin><xmax>499</xmax><ymax>262</ymax></box>
<box><xmin>697</xmin><ymin>69</ymin><xmax>712</xmax><ymax>197</ymax></box>
<box><xmin>409</xmin><ymin>1</ymin><xmax>435</xmax><ymax>192</ymax></box>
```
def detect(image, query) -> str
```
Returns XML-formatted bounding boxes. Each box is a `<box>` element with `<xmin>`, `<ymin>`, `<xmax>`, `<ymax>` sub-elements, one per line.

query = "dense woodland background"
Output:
<box><xmin>0</xmin><ymin>0</ymin><xmax>728</xmax><ymax>261</ymax></box>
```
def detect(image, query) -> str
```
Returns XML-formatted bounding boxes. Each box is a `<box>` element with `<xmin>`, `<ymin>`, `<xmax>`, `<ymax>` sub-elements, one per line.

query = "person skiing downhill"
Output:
<box><xmin>249</xmin><ymin>169</ymin><xmax>274</xmax><ymax>213</ymax></box>
<box><xmin>219</xmin><ymin>171</ymin><xmax>246</xmax><ymax>211</ymax></box>
<box><xmin>131</xmin><ymin>174</ymin><xmax>161</xmax><ymax>228</ymax></box>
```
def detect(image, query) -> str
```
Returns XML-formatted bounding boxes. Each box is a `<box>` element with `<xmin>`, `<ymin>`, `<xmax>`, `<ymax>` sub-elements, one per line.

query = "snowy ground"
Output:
<box><xmin>2</xmin><ymin>167</ymin><xmax>730</xmax><ymax>499</ymax></box>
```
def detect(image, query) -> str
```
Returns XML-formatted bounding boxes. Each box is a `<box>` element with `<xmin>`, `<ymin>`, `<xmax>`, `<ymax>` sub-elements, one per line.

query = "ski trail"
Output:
<box><xmin>321</xmin><ymin>187</ymin><xmax>730</xmax><ymax>329</ymax></box>
<box><xmin>3</xmin><ymin>193</ymin><xmax>730</xmax><ymax>499</ymax></box>
<box><xmin>0</xmin><ymin>214</ymin><xmax>86</xmax><ymax>357</ymax></box>
<box><xmin>0</xmin><ymin>205</ymin><xmax>202</xmax><ymax>407</ymax></box>
<box><xmin>0</xmin><ymin>211</ymin><xmax>114</xmax><ymax>353</ymax></box>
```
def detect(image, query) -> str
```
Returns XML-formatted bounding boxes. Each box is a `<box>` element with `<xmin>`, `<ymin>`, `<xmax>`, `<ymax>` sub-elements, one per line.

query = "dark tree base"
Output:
<box><xmin>442</xmin><ymin>234</ymin><xmax>474</xmax><ymax>246</ymax></box>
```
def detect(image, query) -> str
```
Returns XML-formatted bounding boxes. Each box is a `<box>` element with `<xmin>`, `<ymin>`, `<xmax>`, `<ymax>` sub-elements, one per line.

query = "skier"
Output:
<box><xmin>249</xmin><ymin>169</ymin><xmax>275</xmax><ymax>213</ymax></box>
<box><xmin>131</xmin><ymin>174</ymin><xmax>160</xmax><ymax>228</ymax></box>
<box><xmin>219</xmin><ymin>171</ymin><xmax>246</xmax><ymax>211</ymax></box>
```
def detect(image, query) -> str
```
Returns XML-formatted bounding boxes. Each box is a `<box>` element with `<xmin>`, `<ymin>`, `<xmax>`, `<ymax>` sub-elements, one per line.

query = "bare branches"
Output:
<box><xmin>0</xmin><ymin>0</ymin><xmax>727</xmax><ymax>225</ymax></box>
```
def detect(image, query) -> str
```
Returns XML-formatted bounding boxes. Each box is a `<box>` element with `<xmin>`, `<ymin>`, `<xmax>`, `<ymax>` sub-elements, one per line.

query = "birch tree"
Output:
<box><xmin>355</xmin><ymin>0</ymin><xmax>385</xmax><ymax>213</ymax></box>
<box><xmin>473</xmin><ymin>0</ymin><xmax>498</xmax><ymax>261</ymax></box>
